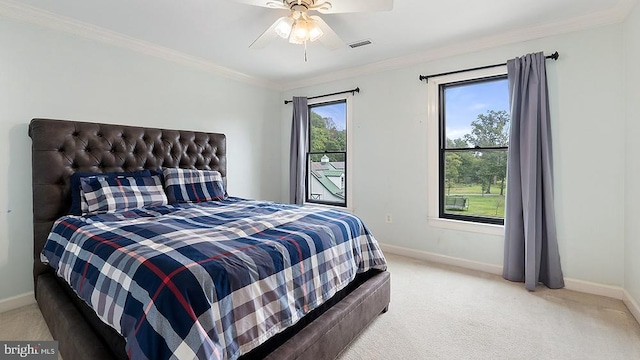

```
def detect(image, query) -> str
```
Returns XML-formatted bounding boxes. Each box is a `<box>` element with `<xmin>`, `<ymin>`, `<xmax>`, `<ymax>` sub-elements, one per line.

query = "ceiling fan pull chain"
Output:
<box><xmin>304</xmin><ymin>41</ymin><xmax>308</xmax><ymax>62</ymax></box>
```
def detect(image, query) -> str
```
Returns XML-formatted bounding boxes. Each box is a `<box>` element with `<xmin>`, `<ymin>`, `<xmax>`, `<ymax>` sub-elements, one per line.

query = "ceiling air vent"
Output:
<box><xmin>348</xmin><ymin>39</ymin><xmax>372</xmax><ymax>49</ymax></box>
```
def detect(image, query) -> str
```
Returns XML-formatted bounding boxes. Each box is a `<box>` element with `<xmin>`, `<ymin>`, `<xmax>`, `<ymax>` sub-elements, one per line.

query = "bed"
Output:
<box><xmin>29</xmin><ymin>118</ymin><xmax>390</xmax><ymax>360</ymax></box>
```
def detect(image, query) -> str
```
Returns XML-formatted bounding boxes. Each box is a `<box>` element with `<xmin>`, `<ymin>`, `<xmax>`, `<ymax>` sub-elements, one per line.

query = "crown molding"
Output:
<box><xmin>0</xmin><ymin>0</ymin><xmax>281</xmax><ymax>90</ymax></box>
<box><xmin>281</xmin><ymin>0</ymin><xmax>639</xmax><ymax>90</ymax></box>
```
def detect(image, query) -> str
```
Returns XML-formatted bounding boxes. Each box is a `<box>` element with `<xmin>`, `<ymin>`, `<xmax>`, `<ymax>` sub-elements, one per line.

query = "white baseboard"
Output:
<box><xmin>623</xmin><ymin>289</ymin><xmax>640</xmax><ymax>325</ymax></box>
<box><xmin>380</xmin><ymin>243</ymin><xmax>625</xmax><ymax>300</ymax></box>
<box><xmin>379</xmin><ymin>243</ymin><xmax>503</xmax><ymax>276</ymax></box>
<box><xmin>564</xmin><ymin>278</ymin><xmax>624</xmax><ymax>300</ymax></box>
<box><xmin>0</xmin><ymin>291</ymin><xmax>35</xmax><ymax>314</ymax></box>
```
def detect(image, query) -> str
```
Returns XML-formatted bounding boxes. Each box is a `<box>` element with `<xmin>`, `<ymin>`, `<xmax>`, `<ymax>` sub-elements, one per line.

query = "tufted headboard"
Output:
<box><xmin>28</xmin><ymin>118</ymin><xmax>227</xmax><ymax>288</ymax></box>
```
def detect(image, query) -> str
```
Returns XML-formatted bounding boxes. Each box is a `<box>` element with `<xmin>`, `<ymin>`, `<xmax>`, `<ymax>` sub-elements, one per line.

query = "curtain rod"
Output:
<box><xmin>284</xmin><ymin>87</ymin><xmax>360</xmax><ymax>105</ymax></box>
<box><xmin>419</xmin><ymin>51</ymin><xmax>559</xmax><ymax>83</ymax></box>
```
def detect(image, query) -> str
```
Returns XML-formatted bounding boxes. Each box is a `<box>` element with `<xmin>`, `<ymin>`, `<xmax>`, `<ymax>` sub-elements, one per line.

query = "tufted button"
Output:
<box><xmin>85</xmin><ymin>147</ymin><xmax>91</xmax><ymax>152</ymax></box>
<box><xmin>98</xmin><ymin>163</ymin><xmax>104</xmax><ymax>169</ymax></box>
<box><xmin>97</xmin><ymin>133</ymin><xmax>103</xmax><ymax>137</ymax></box>
<box><xmin>58</xmin><ymin>147</ymin><xmax>64</xmax><ymax>152</ymax></box>
<box><xmin>72</xmin><ymin>131</ymin><xmax>79</xmax><ymax>137</ymax></box>
<box><xmin>110</xmin><ymin>148</ymin><xmax>116</xmax><ymax>153</ymax></box>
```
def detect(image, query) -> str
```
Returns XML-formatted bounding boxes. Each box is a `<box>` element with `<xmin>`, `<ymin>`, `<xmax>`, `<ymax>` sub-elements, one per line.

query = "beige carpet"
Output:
<box><xmin>338</xmin><ymin>254</ymin><xmax>640</xmax><ymax>360</ymax></box>
<box><xmin>1</xmin><ymin>253</ymin><xmax>639</xmax><ymax>359</ymax></box>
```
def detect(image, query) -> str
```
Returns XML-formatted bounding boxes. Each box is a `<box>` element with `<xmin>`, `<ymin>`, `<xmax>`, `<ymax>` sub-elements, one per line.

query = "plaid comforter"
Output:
<box><xmin>41</xmin><ymin>198</ymin><xmax>387</xmax><ymax>360</ymax></box>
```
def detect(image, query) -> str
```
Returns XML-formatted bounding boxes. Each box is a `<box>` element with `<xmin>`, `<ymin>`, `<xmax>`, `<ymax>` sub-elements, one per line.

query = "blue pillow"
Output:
<box><xmin>68</xmin><ymin>170</ymin><xmax>151</xmax><ymax>215</ymax></box>
<box><xmin>80</xmin><ymin>175</ymin><xmax>167</xmax><ymax>215</ymax></box>
<box><xmin>163</xmin><ymin>168</ymin><xmax>226</xmax><ymax>204</ymax></box>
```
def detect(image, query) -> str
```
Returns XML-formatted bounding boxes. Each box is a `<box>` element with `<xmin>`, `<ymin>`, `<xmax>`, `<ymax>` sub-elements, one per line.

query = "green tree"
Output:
<box><xmin>444</xmin><ymin>151</ymin><xmax>462</xmax><ymax>195</ymax></box>
<box><xmin>463</xmin><ymin>110</ymin><xmax>510</xmax><ymax>195</ymax></box>
<box><xmin>448</xmin><ymin>138</ymin><xmax>478</xmax><ymax>185</ymax></box>
<box><xmin>448</xmin><ymin>137</ymin><xmax>470</xmax><ymax>149</ymax></box>
<box><xmin>464</xmin><ymin>110</ymin><xmax>510</xmax><ymax>147</ymax></box>
<box><xmin>310</xmin><ymin>111</ymin><xmax>346</xmax><ymax>162</ymax></box>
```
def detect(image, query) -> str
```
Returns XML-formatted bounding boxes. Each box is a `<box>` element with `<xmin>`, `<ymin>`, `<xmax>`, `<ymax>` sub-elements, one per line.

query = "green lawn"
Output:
<box><xmin>445</xmin><ymin>184</ymin><xmax>505</xmax><ymax>218</ymax></box>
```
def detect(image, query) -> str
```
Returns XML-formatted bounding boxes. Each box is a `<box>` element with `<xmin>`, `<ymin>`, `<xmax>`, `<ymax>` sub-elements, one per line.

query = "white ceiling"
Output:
<box><xmin>7</xmin><ymin>0</ymin><xmax>637</xmax><ymax>88</ymax></box>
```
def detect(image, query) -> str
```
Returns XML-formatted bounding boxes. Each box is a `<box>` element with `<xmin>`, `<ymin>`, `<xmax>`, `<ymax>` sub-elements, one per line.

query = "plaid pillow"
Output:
<box><xmin>80</xmin><ymin>175</ymin><xmax>167</xmax><ymax>215</ymax></box>
<box><xmin>68</xmin><ymin>170</ymin><xmax>152</xmax><ymax>215</ymax></box>
<box><xmin>163</xmin><ymin>168</ymin><xmax>226</xmax><ymax>204</ymax></box>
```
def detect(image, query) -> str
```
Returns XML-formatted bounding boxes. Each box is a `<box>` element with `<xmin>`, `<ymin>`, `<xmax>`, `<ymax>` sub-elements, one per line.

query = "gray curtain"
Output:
<box><xmin>289</xmin><ymin>96</ymin><xmax>309</xmax><ymax>204</ymax></box>
<box><xmin>503</xmin><ymin>52</ymin><xmax>564</xmax><ymax>291</ymax></box>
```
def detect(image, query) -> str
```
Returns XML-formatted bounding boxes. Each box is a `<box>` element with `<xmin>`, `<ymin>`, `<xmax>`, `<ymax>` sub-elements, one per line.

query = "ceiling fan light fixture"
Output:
<box><xmin>308</xmin><ymin>19</ymin><xmax>323</xmax><ymax>42</ymax></box>
<box><xmin>287</xmin><ymin>14</ymin><xmax>323</xmax><ymax>44</ymax></box>
<box><xmin>275</xmin><ymin>17</ymin><xmax>294</xmax><ymax>38</ymax></box>
<box><xmin>289</xmin><ymin>18</ymin><xmax>309</xmax><ymax>44</ymax></box>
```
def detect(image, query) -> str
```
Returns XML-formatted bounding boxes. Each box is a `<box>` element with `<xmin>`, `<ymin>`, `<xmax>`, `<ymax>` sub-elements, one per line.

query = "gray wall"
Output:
<box><xmin>281</xmin><ymin>24</ymin><xmax>627</xmax><ymax>288</ymax></box>
<box><xmin>624</xmin><ymin>4</ymin><xmax>640</xmax><ymax>309</ymax></box>
<box><xmin>0</xmin><ymin>16</ymin><xmax>281</xmax><ymax>302</ymax></box>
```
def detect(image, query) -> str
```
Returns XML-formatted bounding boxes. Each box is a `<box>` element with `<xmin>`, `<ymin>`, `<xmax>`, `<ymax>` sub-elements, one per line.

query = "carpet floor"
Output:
<box><xmin>1</xmin><ymin>253</ymin><xmax>639</xmax><ymax>359</ymax></box>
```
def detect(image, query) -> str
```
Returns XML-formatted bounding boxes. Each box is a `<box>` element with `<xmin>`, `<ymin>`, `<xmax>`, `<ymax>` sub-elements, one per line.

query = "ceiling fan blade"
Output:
<box><xmin>309</xmin><ymin>16</ymin><xmax>344</xmax><ymax>50</ymax></box>
<box><xmin>249</xmin><ymin>17</ymin><xmax>285</xmax><ymax>49</ymax></box>
<box><xmin>229</xmin><ymin>0</ymin><xmax>288</xmax><ymax>10</ymax></box>
<box><xmin>317</xmin><ymin>0</ymin><xmax>393</xmax><ymax>14</ymax></box>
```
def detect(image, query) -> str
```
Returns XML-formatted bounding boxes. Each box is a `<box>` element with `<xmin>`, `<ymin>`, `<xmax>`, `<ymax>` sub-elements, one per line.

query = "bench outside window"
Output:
<box><xmin>445</xmin><ymin>195</ymin><xmax>469</xmax><ymax>211</ymax></box>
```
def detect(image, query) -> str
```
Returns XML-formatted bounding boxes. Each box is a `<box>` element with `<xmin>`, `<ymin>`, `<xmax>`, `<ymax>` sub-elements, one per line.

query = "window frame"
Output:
<box><xmin>304</xmin><ymin>94</ymin><xmax>353</xmax><ymax>209</ymax></box>
<box><xmin>426</xmin><ymin>66</ymin><xmax>507</xmax><ymax>235</ymax></box>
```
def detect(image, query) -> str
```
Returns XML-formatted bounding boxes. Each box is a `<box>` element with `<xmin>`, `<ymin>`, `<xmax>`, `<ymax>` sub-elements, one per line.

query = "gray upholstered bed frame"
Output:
<box><xmin>29</xmin><ymin>118</ymin><xmax>390</xmax><ymax>360</ymax></box>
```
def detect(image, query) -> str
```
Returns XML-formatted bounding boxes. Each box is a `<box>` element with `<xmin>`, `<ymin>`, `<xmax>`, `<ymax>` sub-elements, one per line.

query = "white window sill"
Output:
<box><xmin>428</xmin><ymin>217</ymin><xmax>504</xmax><ymax>236</ymax></box>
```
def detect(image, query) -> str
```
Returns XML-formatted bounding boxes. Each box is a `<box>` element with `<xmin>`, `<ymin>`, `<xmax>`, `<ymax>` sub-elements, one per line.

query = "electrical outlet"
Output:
<box><xmin>385</xmin><ymin>214</ymin><xmax>392</xmax><ymax>223</ymax></box>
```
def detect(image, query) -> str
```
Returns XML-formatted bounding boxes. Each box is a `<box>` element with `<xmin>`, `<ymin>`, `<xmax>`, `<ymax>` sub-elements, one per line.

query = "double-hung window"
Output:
<box><xmin>427</xmin><ymin>67</ymin><xmax>509</xmax><ymax>231</ymax></box>
<box><xmin>305</xmin><ymin>97</ymin><xmax>351</xmax><ymax>207</ymax></box>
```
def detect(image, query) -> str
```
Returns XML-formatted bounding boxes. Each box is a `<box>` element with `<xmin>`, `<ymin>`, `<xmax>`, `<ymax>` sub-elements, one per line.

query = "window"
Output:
<box><xmin>306</xmin><ymin>98</ymin><xmax>350</xmax><ymax>207</ymax></box>
<box><xmin>427</xmin><ymin>67</ymin><xmax>509</xmax><ymax>230</ymax></box>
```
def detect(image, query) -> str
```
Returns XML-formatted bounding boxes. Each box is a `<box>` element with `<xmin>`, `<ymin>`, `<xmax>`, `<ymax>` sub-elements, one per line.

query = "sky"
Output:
<box><xmin>444</xmin><ymin>78</ymin><xmax>509</xmax><ymax>140</ymax></box>
<box><xmin>311</xmin><ymin>102</ymin><xmax>346</xmax><ymax>131</ymax></box>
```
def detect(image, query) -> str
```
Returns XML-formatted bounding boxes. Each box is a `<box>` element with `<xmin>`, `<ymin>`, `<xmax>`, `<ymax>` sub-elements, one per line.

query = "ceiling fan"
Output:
<box><xmin>231</xmin><ymin>0</ymin><xmax>394</xmax><ymax>51</ymax></box>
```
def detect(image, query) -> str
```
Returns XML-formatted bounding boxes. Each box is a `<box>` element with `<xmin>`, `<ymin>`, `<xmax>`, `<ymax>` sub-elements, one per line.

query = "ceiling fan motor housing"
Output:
<box><xmin>266</xmin><ymin>0</ymin><xmax>332</xmax><ymax>12</ymax></box>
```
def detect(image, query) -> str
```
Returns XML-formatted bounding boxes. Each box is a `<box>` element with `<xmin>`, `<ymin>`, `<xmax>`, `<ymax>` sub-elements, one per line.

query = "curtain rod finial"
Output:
<box><xmin>550</xmin><ymin>51</ymin><xmax>559</xmax><ymax>60</ymax></box>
